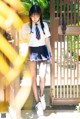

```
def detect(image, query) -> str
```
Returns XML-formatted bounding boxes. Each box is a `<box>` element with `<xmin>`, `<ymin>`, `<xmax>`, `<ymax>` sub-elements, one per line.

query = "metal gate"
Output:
<box><xmin>50</xmin><ymin>0</ymin><xmax>80</xmax><ymax>105</ymax></box>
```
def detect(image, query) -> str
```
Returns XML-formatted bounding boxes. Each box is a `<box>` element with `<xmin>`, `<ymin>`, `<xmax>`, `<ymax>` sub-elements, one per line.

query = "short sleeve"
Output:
<box><xmin>44</xmin><ymin>22</ymin><xmax>51</xmax><ymax>38</ymax></box>
<box><xmin>20</xmin><ymin>23</ymin><xmax>31</xmax><ymax>39</ymax></box>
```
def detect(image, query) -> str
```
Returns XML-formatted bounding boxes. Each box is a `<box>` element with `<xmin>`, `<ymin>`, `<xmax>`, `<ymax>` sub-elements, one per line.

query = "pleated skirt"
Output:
<box><xmin>29</xmin><ymin>45</ymin><xmax>50</xmax><ymax>61</ymax></box>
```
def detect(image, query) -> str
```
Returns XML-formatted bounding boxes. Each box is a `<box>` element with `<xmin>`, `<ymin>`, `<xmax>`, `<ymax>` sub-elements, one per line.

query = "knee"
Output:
<box><xmin>32</xmin><ymin>76</ymin><xmax>37</xmax><ymax>83</ymax></box>
<box><xmin>39</xmin><ymin>75</ymin><xmax>46</xmax><ymax>83</ymax></box>
<box><xmin>39</xmin><ymin>75</ymin><xmax>45</xmax><ymax>79</ymax></box>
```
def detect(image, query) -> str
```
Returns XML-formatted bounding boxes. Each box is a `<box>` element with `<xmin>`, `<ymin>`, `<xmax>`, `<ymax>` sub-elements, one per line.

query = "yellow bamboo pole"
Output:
<box><xmin>0</xmin><ymin>1</ymin><xmax>23</xmax><ymax>29</ymax></box>
<box><xmin>3</xmin><ymin>0</ymin><xmax>25</xmax><ymax>13</ymax></box>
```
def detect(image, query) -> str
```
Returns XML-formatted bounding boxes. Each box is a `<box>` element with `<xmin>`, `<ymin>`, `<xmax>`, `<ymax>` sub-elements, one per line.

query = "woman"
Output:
<box><xmin>21</xmin><ymin>4</ymin><xmax>52</xmax><ymax>117</ymax></box>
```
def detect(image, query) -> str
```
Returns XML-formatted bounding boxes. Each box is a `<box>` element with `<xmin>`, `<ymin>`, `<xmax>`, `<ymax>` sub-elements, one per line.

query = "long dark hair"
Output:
<box><xmin>29</xmin><ymin>5</ymin><xmax>45</xmax><ymax>34</ymax></box>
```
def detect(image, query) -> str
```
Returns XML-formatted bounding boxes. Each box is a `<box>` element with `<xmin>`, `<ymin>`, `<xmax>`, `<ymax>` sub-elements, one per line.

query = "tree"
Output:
<box><xmin>21</xmin><ymin>0</ymin><xmax>50</xmax><ymax>20</ymax></box>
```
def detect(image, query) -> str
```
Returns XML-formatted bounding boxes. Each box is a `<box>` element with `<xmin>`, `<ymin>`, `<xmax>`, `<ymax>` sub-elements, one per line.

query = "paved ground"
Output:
<box><xmin>0</xmin><ymin>105</ymin><xmax>79</xmax><ymax>119</ymax></box>
<box><xmin>21</xmin><ymin>105</ymin><xmax>79</xmax><ymax>119</ymax></box>
<box><xmin>21</xmin><ymin>109</ymin><xmax>80</xmax><ymax>119</ymax></box>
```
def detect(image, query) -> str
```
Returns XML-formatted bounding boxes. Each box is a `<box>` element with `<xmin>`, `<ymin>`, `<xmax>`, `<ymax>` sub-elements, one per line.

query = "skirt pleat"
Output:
<box><xmin>29</xmin><ymin>45</ymin><xmax>50</xmax><ymax>61</ymax></box>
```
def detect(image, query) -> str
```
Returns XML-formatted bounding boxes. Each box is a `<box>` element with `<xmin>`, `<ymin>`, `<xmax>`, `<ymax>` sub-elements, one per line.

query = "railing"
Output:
<box><xmin>50</xmin><ymin>0</ymin><xmax>80</xmax><ymax>105</ymax></box>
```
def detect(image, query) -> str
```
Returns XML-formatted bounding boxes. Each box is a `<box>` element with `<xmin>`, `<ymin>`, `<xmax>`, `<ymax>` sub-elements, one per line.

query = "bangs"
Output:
<box><xmin>29</xmin><ymin>5</ymin><xmax>41</xmax><ymax>16</ymax></box>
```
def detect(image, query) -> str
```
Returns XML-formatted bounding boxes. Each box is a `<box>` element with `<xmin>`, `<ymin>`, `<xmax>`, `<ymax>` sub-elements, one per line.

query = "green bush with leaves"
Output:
<box><xmin>67</xmin><ymin>35</ymin><xmax>80</xmax><ymax>61</ymax></box>
<box><xmin>21</xmin><ymin>0</ymin><xmax>50</xmax><ymax>20</ymax></box>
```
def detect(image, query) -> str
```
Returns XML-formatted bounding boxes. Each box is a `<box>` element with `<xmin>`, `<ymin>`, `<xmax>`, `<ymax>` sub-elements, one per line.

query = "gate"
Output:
<box><xmin>50</xmin><ymin>0</ymin><xmax>80</xmax><ymax>105</ymax></box>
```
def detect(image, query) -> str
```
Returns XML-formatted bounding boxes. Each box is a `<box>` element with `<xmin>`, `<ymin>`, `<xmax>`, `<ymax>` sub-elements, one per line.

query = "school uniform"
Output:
<box><xmin>21</xmin><ymin>21</ymin><xmax>51</xmax><ymax>61</ymax></box>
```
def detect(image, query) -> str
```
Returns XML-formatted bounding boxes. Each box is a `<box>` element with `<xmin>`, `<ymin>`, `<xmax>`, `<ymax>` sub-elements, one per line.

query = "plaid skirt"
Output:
<box><xmin>29</xmin><ymin>45</ymin><xmax>50</xmax><ymax>61</ymax></box>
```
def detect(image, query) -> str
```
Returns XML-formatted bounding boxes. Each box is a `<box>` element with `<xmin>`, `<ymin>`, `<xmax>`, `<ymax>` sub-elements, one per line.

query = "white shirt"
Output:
<box><xmin>21</xmin><ymin>21</ymin><xmax>51</xmax><ymax>47</ymax></box>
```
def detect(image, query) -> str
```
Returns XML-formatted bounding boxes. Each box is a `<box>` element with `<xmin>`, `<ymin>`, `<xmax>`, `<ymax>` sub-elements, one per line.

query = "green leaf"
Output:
<box><xmin>39</xmin><ymin>0</ymin><xmax>48</xmax><ymax>8</ymax></box>
<box><xmin>21</xmin><ymin>2</ymin><xmax>31</xmax><ymax>15</ymax></box>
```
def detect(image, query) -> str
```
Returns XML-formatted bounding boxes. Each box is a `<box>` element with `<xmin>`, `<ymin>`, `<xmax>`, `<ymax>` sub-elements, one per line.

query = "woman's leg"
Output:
<box><xmin>38</xmin><ymin>61</ymin><xmax>47</xmax><ymax>110</ymax></box>
<box><xmin>28</xmin><ymin>61</ymin><xmax>45</xmax><ymax>116</ymax></box>
<box><xmin>28</xmin><ymin>61</ymin><xmax>39</xmax><ymax>103</ymax></box>
<box><xmin>39</xmin><ymin>62</ymin><xmax>47</xmax><ymax>96</ymax></box>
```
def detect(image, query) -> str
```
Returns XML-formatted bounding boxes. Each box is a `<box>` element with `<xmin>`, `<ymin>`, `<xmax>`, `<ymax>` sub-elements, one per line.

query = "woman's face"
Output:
<box><xmin>30</xmin><ymin>13</ymin><xmax>40</xmax><ymax>23</ymax></box>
